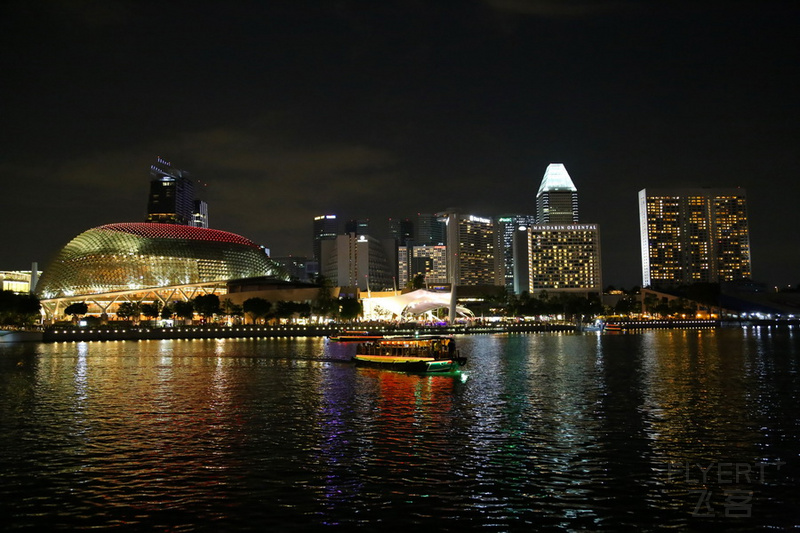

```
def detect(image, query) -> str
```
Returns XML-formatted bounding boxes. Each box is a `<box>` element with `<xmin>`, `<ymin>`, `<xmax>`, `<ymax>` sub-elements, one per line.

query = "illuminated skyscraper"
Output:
<box><xmin>146</xmin><ymin>157</ymin><xmax>198</xmax><ymax>226</ymax></box>
<box><xmin>536</xmin><ymin>163</ymin><xmax>578</xmax><ymax>224</ymax></box>
<box><xmin>638</xmin><ymin>188</ymin><xmax>751</xmax><ymax>286</ymax></box>
<box><xmin>444</xmin><ymin>212</ymin><xmax>496</xmax><ymax>286</ymax></box>
<box><xmin>526</xmin><ymin>224</ymin><xmax>602</xmax><ymax>295</ymax></box>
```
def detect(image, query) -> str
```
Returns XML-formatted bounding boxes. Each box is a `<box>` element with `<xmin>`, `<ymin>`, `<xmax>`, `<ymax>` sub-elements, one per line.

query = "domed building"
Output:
<box><xmin>36</xmin><ymin>223</ymin><xmax>285</xmax><ymax>321</ymax></box>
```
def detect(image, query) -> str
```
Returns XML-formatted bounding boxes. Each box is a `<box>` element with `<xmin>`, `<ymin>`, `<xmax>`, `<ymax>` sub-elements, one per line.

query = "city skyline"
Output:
<box><xmin>2</xmin><ymin>1</ymin><xmax>798</xmax><ymax>288</ymax></box>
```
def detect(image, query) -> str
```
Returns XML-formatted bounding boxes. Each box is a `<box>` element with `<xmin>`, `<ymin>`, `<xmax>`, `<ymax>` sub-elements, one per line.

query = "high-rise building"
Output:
<box><xmin>345</xmin><ymin>218</ymin><xmax>369</xmax><ymax>236</ymax></box>
<box><xmin>526</xmin><ymin>224</ymin><xmax>602</xmax><ymax>295</ymax></box>
<box><xmin>312</xmin><ymin>214</ymin><xmax>339</xmax><ymax>264</ymax></box>
<box><xmin>495</xmin><ymin>214</ymin><xmax>537</xmax><ymax>291</ymax></box>
<box><xmin>146</xmin><ymin>157</ymin><xmax>198</xmax><ymax>226</ymax></box>
<box><xmin>398</xmin><ymin>245</ymin><xmax>448</xmax><ymax>287</ymax></box>
<box><xmin>536</xmin><ymin>163</ymin><xmax>578</xmax><ymax>224</ymax></box>
<box><xmin>443</xmin><ymin>212</ymin><xmax>496</xmax><ymax>286</ymax></box>
<box><xmin>638</xmin><ymin>188</ymin><xmax>751</xmax><ymax>286</ymax></box>
<box><xmin>415</xmin><ymin>213</ymin><xmax>446</xmax><ymax>246</ymax></box>
<box><xmin>192</xmin><ymin>200</ymin><xmax>209</xmax><ymax>228</ymax></box>
<box><xmin>320</xmin><ymin>233</ymin><xmax>396</xmax><ymax>291</ymax></box>
<box><xmin>388</xmin><ymin>218</ymin><xmax>414</xmax><ymax>246</ymax></box>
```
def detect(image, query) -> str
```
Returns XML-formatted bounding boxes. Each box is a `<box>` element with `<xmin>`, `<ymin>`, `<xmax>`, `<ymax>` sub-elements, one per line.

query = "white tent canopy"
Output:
<box><xmin>361</xmin><ymin>289</ymin><xmax>474</xmax><ymax>321</ymax></box>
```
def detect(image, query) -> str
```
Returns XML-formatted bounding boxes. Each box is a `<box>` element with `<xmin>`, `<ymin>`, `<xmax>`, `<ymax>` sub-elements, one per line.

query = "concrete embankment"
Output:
<box><xmin>42</xmin><ymin>322</ymin><xmax>577</xmax><ymax>342</ymax></box>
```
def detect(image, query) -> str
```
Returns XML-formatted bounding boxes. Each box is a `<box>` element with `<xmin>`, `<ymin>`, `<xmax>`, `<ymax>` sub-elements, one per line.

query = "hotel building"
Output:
<box><xmin>320</xmin><ymin>233</ymin><xmax>397</xmax><ymax>291</ymax></box>
<box><xmin>398</xmin><ymin>245</ymin><xmax>448</xmax><ymax>287</ymax></box>
<box><xmin>638</xmin><ymin>188</ymin><xmax>751</xmax><ymax>286</ymax></box>
<box><xmin>444</xmin><ymin>212</ymin><xmax>496</xmax><ymax>286</ymax></box>
<box><xmin>526</xmin><ymin>224</ymin><xmax>602</xmax><ymax>295</ymax></box>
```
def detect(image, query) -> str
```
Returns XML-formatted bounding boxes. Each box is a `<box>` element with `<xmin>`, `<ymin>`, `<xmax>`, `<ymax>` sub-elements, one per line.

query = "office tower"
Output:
<box><xmin>345</xmin><ymin>218</ymin><xmax>369</xmax><ymax>236</ymax></box>
<box><xmin>312</xmin><ymin>214</ymin><xmax>338</xmax><ymax>264</ymax></box>
<box><xmin>495</xmin><ymin>214</ymin><xmax>537</xmax><ymax>291</ymax></box>
<box><xmin>443</xmin><ymin>212</ymin><xmax>496</xmax><ymax>286</ymax></box>
<box><xmin>398</xmin><ymin>245</ymin><xmax>448</xmax><ymax>287</ymax></box>
<box><xmin>192</xmin><ymin>200</ymin><xmax>209</xmax><ymax>228</ymax></box>
<box><xmin>526</xmin><ymin>224</ymin><xmax>602</xmax><ymax>294</ymax></box>
<box><xmin>146</xmin><ymin>157</ymin><xmax>197</xmax><ymax>225</ymax></box>
<box><xmin>388</xmin><ymin>218</ymin><xmax>414</xmax><ymax>246</ymax></box>
<box><xmin>536</xmin><ymin>163</ymin><xmax>578</xmax><ymax>224</ymax></box>
<box><xmin>638</xmin><ymin>188</ymin><xmax>751</xmax><ymax>286</ymax></box>
<box><xmin>320</xmin><ymin>233</ymin><xmax>396</xmax><ymax>291</ymax></box>
<box><xmin>416</xmin><ymin>213</ymin><xmax>446</xmax><ymax>246</ymax></box>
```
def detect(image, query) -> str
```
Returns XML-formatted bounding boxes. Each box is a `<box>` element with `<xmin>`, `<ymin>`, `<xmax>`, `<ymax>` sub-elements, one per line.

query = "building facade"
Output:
<box><xmin>495</xmin><ymin>214</ymin><xmax>537</xmax><ymax>291</ymax></box>
<box><xmin>638</xmin><ymin>188</ymin><xmax>751</xmax><ymax>286</ymax></box>
<box><xmin>526</xmin><ymin>224</ymin><xmax>602</xmax><ymax>295</ymax></box>
<box><xmin>398</xmin><ymin>245</ymin><xmax>448</xmax><ymax>287</ymax></box>
<box><xmin>312</xmin><ymin>214</ymin><xmax>339</xmax><ymax>264</ymax></box>
<box><xmin>146</xmin><ymin>157</ymin><xmax>201</xmax><ymax>226</ymax></box>
<box><xmin>320</xmin><ymin>233</ymin><xmax>396</xmax><ymax>291</ymax></box>
<box><xmin>536</xmin><ymin>163</ymin><xmax>578</xmax><ymax>224</ymax></box>
<box><xmin>444</xmin><ymin>212</ymin><xmax>496</xmax><ymax>286</ymax></box>
<box><xmin>415</xmin><ymin>213</ymin><xmax>446</xmax><ymax>246</ymax></box>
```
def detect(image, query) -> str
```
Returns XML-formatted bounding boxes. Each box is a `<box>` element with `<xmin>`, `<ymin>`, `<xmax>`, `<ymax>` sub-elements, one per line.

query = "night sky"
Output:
<box><xmin>2</xmin><ymin>0</ymin><xmax>798</xmax><ymax>288</ymax></box>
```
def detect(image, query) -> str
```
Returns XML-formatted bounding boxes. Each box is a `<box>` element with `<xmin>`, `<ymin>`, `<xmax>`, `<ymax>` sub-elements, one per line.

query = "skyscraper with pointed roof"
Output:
<box><xmin>536</xmin><ymin>163</ymin><xmax>578</xmax><ymax>224</ymax></box>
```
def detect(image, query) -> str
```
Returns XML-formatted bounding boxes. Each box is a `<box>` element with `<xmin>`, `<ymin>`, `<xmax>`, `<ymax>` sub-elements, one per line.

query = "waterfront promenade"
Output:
<box><xmin>40</xmin><ymin>319</ymin><xmax>727</xmax><ymax>342</ymax></box>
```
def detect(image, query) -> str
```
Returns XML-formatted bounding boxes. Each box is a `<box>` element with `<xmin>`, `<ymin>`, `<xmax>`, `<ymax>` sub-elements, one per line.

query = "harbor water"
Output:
<box><xmin>1</xmin><ymin>328</ymin><xmax>798</xmax><ymax>531</ymax></box>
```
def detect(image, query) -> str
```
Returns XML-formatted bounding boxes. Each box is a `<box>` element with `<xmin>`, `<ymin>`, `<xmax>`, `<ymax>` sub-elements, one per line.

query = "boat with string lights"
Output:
<box><xmin>353</xmin><ymin>335</ymin><xmax>466</xmax><ymax>373</ymax></box>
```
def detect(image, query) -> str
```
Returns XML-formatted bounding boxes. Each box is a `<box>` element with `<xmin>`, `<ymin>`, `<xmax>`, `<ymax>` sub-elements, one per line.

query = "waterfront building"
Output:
<box><xmin>526</xmin><ymin>224</ymin><xmax>602</xmax><ymax>295</ymax></box>
<box><xmin>146</xmin><ymin>157</ymin><xmax>203</xmax><ymax>226</ymax></box>
<box><xmin>312</xmin><ymin>214</ymin><xmax>339</xmax><ymax>264</ymax></box>
<box><xmin>320</xmin><ymin>233</ymin><xmax>397</xmax><ymax>291</ymax></box>
<box><xmin>495</xmin><ymin>214</ymin><xmax>537</xmax><ymax>291</ymax></box>
<box><xmin>638</xmin><ymin>188</ymin><xmax>751</xmax><ymax>286</ymax></box>
<box><xmin>443</xmin><ymin>211</ymin><xmax>497</xmax><ymax>286</ymax></box>
<box><xmin>398</xmin><ymin>245</ymin><xmax>448</xmax><ymax>287</ymax></box>
<box><xmin>35</xmin><ymin>222</ymin><xmax>285</xmax><ymax>322</ymax></box>
<box><xmin>536</xmin><ymin>163</ymin><xmax>578</xmax><ymax>224</ymax></box>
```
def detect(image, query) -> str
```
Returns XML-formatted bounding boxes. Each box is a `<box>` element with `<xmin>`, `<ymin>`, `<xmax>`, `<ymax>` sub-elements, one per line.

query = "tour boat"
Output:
<box><xmin>353</xmin><ymin>335</ymin><xmax>467</xmax><ymax>373</ymax></box>
<box><xmin>328</xmin><ymin>330</ymin><xmax>385</xmax><ymax>342</ymax></box>
<box><xmin>603</xmin><ymin>322</ymin><xmax>625</xmax><ymax>333</ymax></box>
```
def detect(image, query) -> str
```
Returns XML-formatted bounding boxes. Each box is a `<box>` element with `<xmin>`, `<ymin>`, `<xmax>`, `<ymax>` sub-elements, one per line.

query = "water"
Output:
<box><xmin>1</xmin><ymin>328</ymin><xmax>798</xmax><ymax>531</ymax></box>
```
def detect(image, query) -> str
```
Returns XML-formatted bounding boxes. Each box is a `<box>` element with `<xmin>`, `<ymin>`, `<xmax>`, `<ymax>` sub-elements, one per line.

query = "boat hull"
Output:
<box><xmin>353</xmin><ymin>355</ymin><xmax>463</xmax><ymax>373</ymax></box>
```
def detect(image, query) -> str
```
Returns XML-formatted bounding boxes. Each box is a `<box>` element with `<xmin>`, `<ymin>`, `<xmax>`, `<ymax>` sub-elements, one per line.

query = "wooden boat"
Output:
<box><xmin>328</xmin><ymin>330</ymin><xmax>385</xmax><ymax>342</ymax></box>
<box><xmin>353</xmin><ymin>335</ymin><xmax>467</xmax><ymax>373</ymax></box>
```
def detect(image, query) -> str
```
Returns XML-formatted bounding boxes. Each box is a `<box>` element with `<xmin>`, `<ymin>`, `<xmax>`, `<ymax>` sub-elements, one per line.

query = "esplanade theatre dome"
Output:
<box><xmin>36</xmin><ymin>223</ymin><xmax>280</xmax><ymax>299</ymax></box>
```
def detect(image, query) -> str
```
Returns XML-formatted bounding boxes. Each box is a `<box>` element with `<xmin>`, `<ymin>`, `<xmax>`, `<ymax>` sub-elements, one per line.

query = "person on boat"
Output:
<box><xmin>432</xmin><ymin>340</ymin><xmax>442</xmax><ymax>355</ymax></box>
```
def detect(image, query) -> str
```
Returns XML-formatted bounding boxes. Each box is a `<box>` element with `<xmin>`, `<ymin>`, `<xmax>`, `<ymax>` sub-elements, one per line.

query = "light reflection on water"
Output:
<box><xmin>0</xmin><ymin>329</ymin><xmax>798</xmax><ymax>531</ymax></box>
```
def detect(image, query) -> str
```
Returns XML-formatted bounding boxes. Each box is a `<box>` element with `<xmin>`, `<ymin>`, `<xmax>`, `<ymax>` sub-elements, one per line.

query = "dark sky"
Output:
<box><xmin>2</xmin><ymin>0</ymin><xmax>798</xmax><ymax>288</ymax></box>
